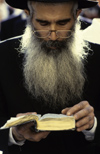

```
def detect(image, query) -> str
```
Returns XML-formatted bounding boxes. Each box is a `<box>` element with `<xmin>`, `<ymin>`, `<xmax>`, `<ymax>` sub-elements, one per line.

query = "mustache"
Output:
<box><xmin>40</xmin><ymin>39</ymin><xmax>67</xmax><ymax>49</ymax></box>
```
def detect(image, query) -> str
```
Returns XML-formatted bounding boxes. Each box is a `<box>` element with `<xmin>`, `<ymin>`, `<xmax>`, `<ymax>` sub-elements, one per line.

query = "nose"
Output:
<box><xmin>49</xmin><ymin>31</ymin><xmax>58</xmax><ymax>41</ymax></box>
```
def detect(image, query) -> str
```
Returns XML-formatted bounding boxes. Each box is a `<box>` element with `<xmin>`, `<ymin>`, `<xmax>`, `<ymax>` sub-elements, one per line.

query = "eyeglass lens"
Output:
<box><xmin>34</xmin><ymin>30</ymin><xmax>72</xmax><ymax>38</ymax></box>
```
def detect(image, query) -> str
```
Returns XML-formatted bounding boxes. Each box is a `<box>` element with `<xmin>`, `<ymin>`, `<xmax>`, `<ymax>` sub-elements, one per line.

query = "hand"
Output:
<box><xmin>61</xmin><ymin>101</ymin><xmax>94</xmax><ymax>132</ymax></box>
<box><xmin>12</xmin><ymin>112</ymin><xmax>50</xmax><ymax>142</ymax></box>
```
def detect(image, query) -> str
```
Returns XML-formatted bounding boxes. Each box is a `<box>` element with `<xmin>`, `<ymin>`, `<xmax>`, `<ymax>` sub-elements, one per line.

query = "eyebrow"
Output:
<box><xmin>36</xmin><ymin>19</ymin><xmax>50</xmax><ymax>23</ymax></box>
<box><xmin>36</xmin><ymin>18</ymin><xmax>71</xmax><ymax>23</ymax></box>
<box><xmin>56</xmin><ymin>18</ymin><xmax>71</xmax><ymax>23</ymax></box>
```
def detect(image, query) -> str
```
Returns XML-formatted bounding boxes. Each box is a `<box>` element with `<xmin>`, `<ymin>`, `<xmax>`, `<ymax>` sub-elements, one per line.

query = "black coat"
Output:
<box><xmin>0</xmin><ymin>37</ymin><xmax>100</xmax><ymax>154</ymax></box>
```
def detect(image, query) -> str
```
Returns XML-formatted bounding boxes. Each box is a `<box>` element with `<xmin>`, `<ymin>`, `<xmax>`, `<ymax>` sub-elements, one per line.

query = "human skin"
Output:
<box><xmin>98</xmin><ymin>0</ymin><xmax>100</xmax><ymax>6</ymax></box>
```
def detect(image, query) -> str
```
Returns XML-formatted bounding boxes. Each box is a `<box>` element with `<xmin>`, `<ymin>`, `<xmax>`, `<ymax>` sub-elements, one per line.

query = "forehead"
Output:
<box><xmin>31</xmin><ymin>2</ymin><xmax>75</xmax><ymax>20</ymax></box>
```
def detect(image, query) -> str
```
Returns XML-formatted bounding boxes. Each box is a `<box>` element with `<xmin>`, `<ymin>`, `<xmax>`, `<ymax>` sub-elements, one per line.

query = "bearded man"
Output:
<box><xmin>0</xmin><ymin>0</ymin><xmax>100</xmax><ymax>154</ymax></box>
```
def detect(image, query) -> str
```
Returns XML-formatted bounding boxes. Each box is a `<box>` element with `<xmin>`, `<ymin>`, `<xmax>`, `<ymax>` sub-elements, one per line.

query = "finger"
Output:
<box><xmin>76</xmin><ymin>119</ymin><xmax>94</xmax><ymax>132</ymax></box>
<box><xmin>74</xmin><ymin>106</ymin><xmax>94</xmax><ymax>120</ymax></box>
<box><xmin>76</xmin><ymin>113</ymin><xmax>94</xmax><ymax>128</ymax></box>
<box><xmin>23</xmin><ymin>131</ymin><xmax>36</xmax><ymax>141</ymax></box>
<box><xmin>16</xmin><ymin>113</ymin><xmax>25</xmax><ymax>117</ymax></box>
<box><xmin>61</xmin><ymin>108</ymin><xmax>71</xmax><ymax>114</ymax></box>
<box><xmin>42</xmin><ymin>131</ymin><xmax>50</xmax><ymax>139</ymax></box>
<box><xmin>18</xmin><ymin>121</ymin><xmax>35</xmax><ymax>133</ymax></box>
<box><xmin>13</xmin><ymin>121</ymin><xmax>37</xmax><ymax>141</ymax></box>
<box><xmin>67</xmin><ymin>101</ymin><xmax>90</xmax><ymax>116</ymax></box>
<box><xmin>12</xmin><ymin>127</ymin><xmax>25</xmax><ymax>141</ymax></box>
<box><xmin>16</xmin><ymin>112</ymin><xmax>37</xmax><ymax>117</ymax></box>
<box><xmin>34</xmin><ymin>131</ymin><xmax>50</xmax><ymax>141</ymax></box>
<box><xmin>25</xmin><ymin>131</ymin><xmax>50</xmax><ymax>142</ymax></box>
<box><xmin>18</xmin><ymin>125</ymin><xmax>36</xmax><ymax>141</ymax></box>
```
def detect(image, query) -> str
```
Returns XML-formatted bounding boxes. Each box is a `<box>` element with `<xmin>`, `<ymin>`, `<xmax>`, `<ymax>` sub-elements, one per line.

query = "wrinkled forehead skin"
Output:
<box><xmin>31</xmin><ymin>1</ymin><xmax>75</xmax><ymax>19</ymax></box>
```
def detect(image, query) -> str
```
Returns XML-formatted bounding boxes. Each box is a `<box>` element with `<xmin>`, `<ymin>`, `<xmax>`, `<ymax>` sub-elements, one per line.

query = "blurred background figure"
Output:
<box><xmin>79</xmin><ymin>0</ymin><xmax>100</xmax><ymax>29</ymax></box>
<box><xmin>0</xmin><ymin>0</ymin><xmax>14</xmax><ymax>38</ymax></box>
<box><xmin>82</xmin><ymin>0</ymin><xmax>100</xmax><ymax>44</ymax></box>
<box><xmin>0</xmin><ymin>0</ymin><xmax>26</xmax><ymax>41</ymax></box>
<box><xmin>0</xmin><ymin>0</ymin><xmax>14</xmax><ymax>22</ymax></box>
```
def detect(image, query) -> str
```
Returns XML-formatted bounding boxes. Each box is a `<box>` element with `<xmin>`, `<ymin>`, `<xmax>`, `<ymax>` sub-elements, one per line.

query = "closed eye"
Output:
<box><xmin>36</xmin><ymin>19</ymin><xmax>50</xmax><ymax>26</ymax></box>
<box><xmin>57</xmin><ymin>19</ymin><xmax>71</xmax><ymax>25</ymax></box>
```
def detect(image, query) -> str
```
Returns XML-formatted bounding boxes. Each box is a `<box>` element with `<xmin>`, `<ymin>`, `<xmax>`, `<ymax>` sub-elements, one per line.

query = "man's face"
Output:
<box><xmin>21</xmin><ymin>2</ymin><xmax>87</xmax><ymax>109</ymax></box>
<box><xmin>31</xmin><ymin>2</ymin><xmax>79</xmax><ymax>42</ymax></box>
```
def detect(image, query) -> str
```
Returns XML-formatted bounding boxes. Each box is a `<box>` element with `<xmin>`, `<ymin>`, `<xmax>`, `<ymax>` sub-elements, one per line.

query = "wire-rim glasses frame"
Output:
<box><xmin>33</xmin><ymin>30</ymin><xmax>73</xmax><ymax>38</ymax></box>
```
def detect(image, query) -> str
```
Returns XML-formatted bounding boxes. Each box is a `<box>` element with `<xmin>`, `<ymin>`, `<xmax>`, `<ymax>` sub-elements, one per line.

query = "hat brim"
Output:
<box><xmin>78</xmin><ymin>1</ymin><xmax>98</xmax><ymax>9</ymax></box>
<box><xmin>5</xmin><ymin>0</ymin><xmax>98</xmax><ymax>10</ymax></box>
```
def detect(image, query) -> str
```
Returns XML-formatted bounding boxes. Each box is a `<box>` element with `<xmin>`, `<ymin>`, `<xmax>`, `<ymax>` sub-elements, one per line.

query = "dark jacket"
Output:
<box><xmin>0</xmin><ymin>37</ymin><xmax>100</xmax><ymax>154</ymax></box>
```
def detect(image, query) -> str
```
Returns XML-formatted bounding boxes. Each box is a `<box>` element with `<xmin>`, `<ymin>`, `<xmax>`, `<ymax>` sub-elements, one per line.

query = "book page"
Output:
<box><xmin>37</xmin><ymin>113</ymin><xmax>75</xmax><ymax>131</ymax></box>
<box><xmin>39</xmin><ymin>113</ymin><xmax>73</xmax><ymax>121</ymax></box>
<box><xmin>0</xmin><ymin>114</ymin><xmax>41</xmax><ymax>129</ymax></box>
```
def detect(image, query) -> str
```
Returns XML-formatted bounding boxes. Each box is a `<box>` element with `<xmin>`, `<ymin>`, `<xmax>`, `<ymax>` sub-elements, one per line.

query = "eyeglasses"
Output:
<box><xmin>33</xmin><ymin>30</ymin><xmax>72</xmax><ymax>38</ymax></box>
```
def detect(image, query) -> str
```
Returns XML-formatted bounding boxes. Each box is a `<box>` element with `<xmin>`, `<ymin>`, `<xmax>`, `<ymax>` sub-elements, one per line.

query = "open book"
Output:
<box><xmin>0</xmin><ymin>113</ymin><xmax>75</xmax><ymax>131</ymax></box>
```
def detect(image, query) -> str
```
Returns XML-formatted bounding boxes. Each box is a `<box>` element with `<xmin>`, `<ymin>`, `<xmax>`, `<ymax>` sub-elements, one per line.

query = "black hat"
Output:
<box><xmin>5</xmin><ymin>0</ymin><xmax>98</xmax><ymax>10</ymax></box>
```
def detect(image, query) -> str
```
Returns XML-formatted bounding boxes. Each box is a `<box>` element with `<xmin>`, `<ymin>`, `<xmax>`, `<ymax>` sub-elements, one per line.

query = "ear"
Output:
<box><xmin>76</xmin><ymin>9</ymin><xmax>82</xmax><ymax>18</ymax></box>
<box><xmin>24</xmin><ymin>9</ymin><xmax>30</xmax><ymax>16</ymax></box>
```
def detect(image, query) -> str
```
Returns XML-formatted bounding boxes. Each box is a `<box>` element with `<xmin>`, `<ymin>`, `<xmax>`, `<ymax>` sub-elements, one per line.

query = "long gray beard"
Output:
<box><xmin>20</xmin><ymin>21</ymin><xmax>89</xmax><ymax>109</ymax></box>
